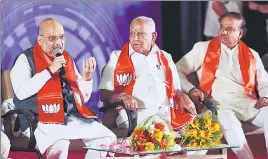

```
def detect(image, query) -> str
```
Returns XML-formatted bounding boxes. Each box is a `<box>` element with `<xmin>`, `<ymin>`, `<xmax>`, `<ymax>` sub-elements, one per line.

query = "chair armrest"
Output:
<box><xmin>99</xmin><ymin>103</ymin><xmax>137</xmax><ymax>136</ymax></box>
<box><xmin>2</xmin><ymin>109</ymin><xmax>38</xmax><ymax>149</ymax></box>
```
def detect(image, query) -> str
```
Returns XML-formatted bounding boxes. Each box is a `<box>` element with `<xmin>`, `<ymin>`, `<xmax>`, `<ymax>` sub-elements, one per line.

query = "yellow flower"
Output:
<box><xmin>191</xmin><ymin>119</ymin><xmax>199</xmax><ymax>129</ymax></box>
<box><xmin>188</xmin><ymin>139</ymin><xmax>197</xmax><ymax>148</ymax></box>
<box><xmin>203</xmin><ymin>113</ymin><xmax>210</xmax><ymax>121</ymax></box>
<box><xmin>197</xmin><ymin>130</ymin><xmax>206</xmax><ymax>139</ymax></box>
<box><xmin>200</xmin><ymin>139</ymin><xmax>207</xmax><ymax>147</ymax></box>
<box><xmin>204</xmin><ymin>118</ymin><xmax>212</xmax><ymax>128</ymax></box>
<box><xmin>167</xmin><ymin>138</ymin><xmax>176</xmax><ymax>147</ymax></box>
<box><xmin>144</xmin><ymin>142</ymin><xmax>155</xmax><ymax>151</ymax></box>
<box><xmin>189</xmin><ymin>129</ymin><xmax>198</xmax><ymax>138</ymax></box>
<box><xmin>204</xmin><ymin>130</ymin><xmax>212</xmax><ymax>139</ymax></box>
<box><xmin>212</xmin><ymin>122</ymin><xmax>221</xmax><ymax>133</ymax></box>
<box><xmin>153</xmin><ymin>129</ymin><xmax>164</xmax><ymax>142</ymax></box>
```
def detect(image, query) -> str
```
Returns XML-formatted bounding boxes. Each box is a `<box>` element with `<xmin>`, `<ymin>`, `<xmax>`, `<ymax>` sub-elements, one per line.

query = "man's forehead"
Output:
<box><xmin>221</xmin><ymin>17</ymin><xmax>241</xmax><ymax>27</ymax></box>
<box><xmin>130</xmin><ymin>23</ymin><xmax>151</xmax><ymax>32</ymax></box>
<box><xmin>42</xmin><ymin>26</ymin><xmax>64</xmax><ymax>35</ymax></box>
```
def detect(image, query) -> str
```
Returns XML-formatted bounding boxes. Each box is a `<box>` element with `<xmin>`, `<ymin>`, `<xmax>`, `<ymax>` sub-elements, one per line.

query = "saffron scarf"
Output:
<box><xmin>33</xmin><ymin>43</ymin><xmax>97</xmax><ymax>124</ymax></box>
<box><xmin>199</xmin><ymin>37</ymin><xmax>256</xmax><ymax>97</ymax></box>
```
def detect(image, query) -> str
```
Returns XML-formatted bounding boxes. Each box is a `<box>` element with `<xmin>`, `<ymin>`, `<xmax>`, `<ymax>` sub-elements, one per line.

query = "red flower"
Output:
<box><xmin>155</xmin><ymin>123</ymin><xmax>165</xmax><ymax>131</ymax></box>
<box><xmin>161</xmin><ymin>139</ymin><xmax>168</xmax><ymax>150</ymax></box>
<box><xmin>138</xmin><ymin>144</ymin><xmax>145</xmax><ymax>151</ymax></box>
<box><xmin>149</xmin><ymin>137</ymin><xmax>158</xmax><ymax>144</ymax></box>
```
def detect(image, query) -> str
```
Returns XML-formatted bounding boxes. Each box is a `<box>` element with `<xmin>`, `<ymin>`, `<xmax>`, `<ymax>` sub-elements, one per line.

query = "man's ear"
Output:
<box><xmin>152</xmin><ymin>32</ymin><xmax>157</xmax><ymax>42</ymax></box>
<box><xmin>37</xmin><ymin>35</ymin><xmax>42</xmax><ymax>45</ymax></box>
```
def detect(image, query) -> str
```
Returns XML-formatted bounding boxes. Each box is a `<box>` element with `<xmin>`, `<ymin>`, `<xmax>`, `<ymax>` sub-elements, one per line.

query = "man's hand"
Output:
<box><xmin>258</xmin><ymin>4</ymin><xmax>268</xmax><ymax>14</ymax></box>
<box><xmin>82</xmin><ymin>57</ymin><xmax>96</xmax><ymax>81</ymax></box>
<box><xmin>254</xmin><ymin>97</ymin><xmax>268</xmax><ymax>109</ymax></box>
<box><xmin>179</xmin><ymin>93</ymin><xmax>197</xmax><ymax>116</ymax></box>
<box><xmin>48</xmin><ymin>55</ymin><xmax>66</xmax><ymax>73</ymax></box>
<box><xmin>189</xmin><ymin>87</ymin><xmax>205</xmax><ymax>104</ymax></box>
<box><xmin>121</xmin><ymin>94</ymin><xmax>138</xmax><ymax>111</ymax></box>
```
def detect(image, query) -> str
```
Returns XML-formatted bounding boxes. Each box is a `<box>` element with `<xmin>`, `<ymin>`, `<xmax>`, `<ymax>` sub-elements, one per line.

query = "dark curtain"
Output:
<box><xmin>161</xmin><ymin>1</ymin><xmax>207</xmax><ymax>62</ymax></box>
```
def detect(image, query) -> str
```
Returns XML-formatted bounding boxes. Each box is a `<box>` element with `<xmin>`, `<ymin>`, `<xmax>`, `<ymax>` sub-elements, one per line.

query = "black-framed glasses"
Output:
<box><xmin>219</xmin><ymin>25</ymin><xmax>240</xmax><ymax>34</ymax></box>
<box><xmin>39</xmin><ymin>34</ymin><xmax>65</xmax><ymax>42</ymax></box>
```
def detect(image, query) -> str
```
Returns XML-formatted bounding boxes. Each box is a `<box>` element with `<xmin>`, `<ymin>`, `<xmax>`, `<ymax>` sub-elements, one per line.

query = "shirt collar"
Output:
<box><xmin>128</xmin><ymin>43</ymin><xmax>159</xmax><ymax>56</ymax></box>
<box><xmin>221</xmin><ymin>43</ymin><xmax>239</xmax><ymax>53</ymax></box>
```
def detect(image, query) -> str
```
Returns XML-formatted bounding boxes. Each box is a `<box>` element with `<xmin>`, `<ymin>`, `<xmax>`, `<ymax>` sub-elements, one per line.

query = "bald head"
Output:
<box><xmin>39</xmin><ymin>18</ymin><xmax>63</xmax><ymax>35</ymax></box>
<box><xmin>37</xmin><ymin>18</ymin><xmax>65</xmax><ymax>57</ymax></box>
<box><xmin>130</xmin><ymin>16</ymin><xmax>156</xmax><ymax>32</ymax></box>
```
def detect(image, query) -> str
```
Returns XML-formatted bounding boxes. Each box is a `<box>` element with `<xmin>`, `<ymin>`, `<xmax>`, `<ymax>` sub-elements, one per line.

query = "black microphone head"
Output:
<box><xmin>54</xmin><ymin>48</ymin><xmax>62</xmax><ymax>57</ymax></box>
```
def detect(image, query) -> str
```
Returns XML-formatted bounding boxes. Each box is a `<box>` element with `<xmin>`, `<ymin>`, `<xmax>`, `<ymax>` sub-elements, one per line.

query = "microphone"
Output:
<box><xmin>202</xmin><ymin>99</ymin><xmax>217</xmax><ymax>115</ymax></box>
<box><xmin>54</xmin><ymin>48</ymin><xmax>66</xmax><ymax>79</ymax></box>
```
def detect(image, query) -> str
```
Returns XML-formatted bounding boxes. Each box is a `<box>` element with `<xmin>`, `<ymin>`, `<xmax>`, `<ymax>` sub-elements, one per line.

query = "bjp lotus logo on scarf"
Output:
<box><xmin>116</xmin><ymin>73</ymin><xmax>133</xmax><ymax>87</ymax></box>
<box><xmin>42</xmin><ymin>104</ymin><xmax>60</xmax><ymax>113</ymax></box>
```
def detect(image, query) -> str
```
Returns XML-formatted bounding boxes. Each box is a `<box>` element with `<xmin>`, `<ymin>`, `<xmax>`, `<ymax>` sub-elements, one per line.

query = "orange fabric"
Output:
<box><xmin>200</xmin><ymin>37</ymin><xmax>256</xmax><ymax>97</ymax></box>
<box><xmin>33</xmin><ymin>43</ymin><xmax>97</xmax><ymax>124</ymax></box>
<box><xmin>114</xmin><ymin>42</ymin><xmax>192</xmax><ymax>130</ymax></box>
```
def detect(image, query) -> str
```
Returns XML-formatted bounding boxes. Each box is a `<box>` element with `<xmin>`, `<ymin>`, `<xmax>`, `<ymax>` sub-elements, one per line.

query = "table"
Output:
<box><xmin>84</xmin><ymin>144</ymin><xmax>238</xmax><ymax>159</ymax></box>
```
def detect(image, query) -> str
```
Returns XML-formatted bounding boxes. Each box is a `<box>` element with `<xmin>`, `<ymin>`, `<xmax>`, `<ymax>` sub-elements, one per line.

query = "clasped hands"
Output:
<box><xmin>116</xmin><ymin>91</ymin><xmax>198</xmax><ymax>116</ymax></box>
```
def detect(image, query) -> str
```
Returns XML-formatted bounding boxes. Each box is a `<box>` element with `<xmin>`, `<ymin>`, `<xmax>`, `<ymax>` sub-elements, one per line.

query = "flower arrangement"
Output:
<box><xmin>129</xmin><ymin>115</ymin><xmax>179</xmax><ymax>151</ymax></box>
<box><xmin>181</xmin><ymin>111</ymin><xmax>223</xmax><ymax>148</ymax></box>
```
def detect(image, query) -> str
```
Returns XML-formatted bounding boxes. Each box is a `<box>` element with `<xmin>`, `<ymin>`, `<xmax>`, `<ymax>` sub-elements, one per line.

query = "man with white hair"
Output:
<box><xmin>99</xmin><ymin>16</ymin><xmax>197</xmax><ymax>133</ymax></box>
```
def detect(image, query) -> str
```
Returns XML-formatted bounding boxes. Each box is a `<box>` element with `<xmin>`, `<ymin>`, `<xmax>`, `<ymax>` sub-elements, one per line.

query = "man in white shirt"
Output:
<box><xmin>177</xmin><ymin>12</ymin><xmax>268</xmax><ymax>159</ymax></box>
<box><xmin>99</xmin><ymin>16</ymin><xmax>197</xmax><ymax>134</ymax></box>
<box><xmin>10</xmin><ymin>18</ymin><xmax>116</xmax><ymax>159</ymax></box>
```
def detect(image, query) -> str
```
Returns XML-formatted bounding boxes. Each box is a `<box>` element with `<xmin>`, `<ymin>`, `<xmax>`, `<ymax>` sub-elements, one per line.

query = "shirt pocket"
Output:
<box><xmin>156</xmin><ymin>65</ymin><xmax>166</xmax><ymax>82</ymax></box>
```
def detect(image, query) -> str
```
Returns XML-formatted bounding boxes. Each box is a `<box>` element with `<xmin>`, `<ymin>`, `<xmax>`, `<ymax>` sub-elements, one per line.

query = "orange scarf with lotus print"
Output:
<box><xmin>33</xmin><ymin>43</ymin><xmax>97</xmax><ymax>124</ymax></box>
<box><xmin>114</xmin><ymin>42</ymin><xmax>192</xmax><ymax>130</ymax></box>
<box><xmin>199</xmin><ymin>37</ymin><xmax>257</xmax><ymax>98</ymax></box>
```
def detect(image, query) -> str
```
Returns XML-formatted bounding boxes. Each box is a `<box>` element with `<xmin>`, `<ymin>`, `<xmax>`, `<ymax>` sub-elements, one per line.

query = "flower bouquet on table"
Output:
<box><xmin>180</xmin><ymin>110</ymin><xmax>223</xmax><ymax>149</ymax></box>
<box><xmin>129</xmin><ymin>115</ymin><xmax>181</xmax><ymax>151</ymax></box>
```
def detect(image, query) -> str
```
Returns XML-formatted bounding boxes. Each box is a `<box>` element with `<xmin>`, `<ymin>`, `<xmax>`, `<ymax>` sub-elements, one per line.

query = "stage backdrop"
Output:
<box><xmin>1</xmin><ymin>1</ymin><xmax>162</xmax><ymax>110</ymax></box>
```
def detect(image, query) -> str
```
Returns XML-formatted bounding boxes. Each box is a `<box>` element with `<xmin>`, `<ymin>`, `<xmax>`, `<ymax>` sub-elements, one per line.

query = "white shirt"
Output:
<box><xmin>204</xmin><ymin>1</ymin><xmax>242</xmax><ymax>37</ymax></box>
<box><xmin>99</xmin><ymin>44</ymin><xmax>181</xmax><ymax>120</ymax></box>
<box><xmin>10</xmin><ymin>53</ymin><xmax>93</xmax><ymax>103</ymax></box>
<box><xmin>176</xmin><ymin>41</ymin><xmax>268</xmax><ymax>120</ymax></box>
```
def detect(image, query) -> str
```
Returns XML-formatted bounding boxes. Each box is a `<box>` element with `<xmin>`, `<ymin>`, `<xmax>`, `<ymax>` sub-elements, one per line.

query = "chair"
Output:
<box><xmin>1</xmin><ymin>70</ymin><xmax>87</xmax><ymax>159</ymax></box>
<box><xmin>1</xmin><ymin>70</ymin><xmax>43</xmax><ymax>159</ymax></box>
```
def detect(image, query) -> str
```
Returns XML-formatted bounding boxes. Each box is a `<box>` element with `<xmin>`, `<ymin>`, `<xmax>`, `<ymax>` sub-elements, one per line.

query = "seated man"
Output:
<box><xmin>176</xmin><ymin>12</ymin><xmax>268</xmax><ymax>159</ymax></box>
<box><xmin>99</xmin><ymin>16</ymin><xmax>197</xmax><ymax>133</ymax></box>
<box><xmin>10</xmin><ymin>18</ymin><xmax>116</xmax><ymax>159</ymax></box>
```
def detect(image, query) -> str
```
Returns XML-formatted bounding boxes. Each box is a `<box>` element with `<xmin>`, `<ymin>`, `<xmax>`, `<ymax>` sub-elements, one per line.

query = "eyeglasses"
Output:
<box><xmin>130</xmin><ymin>32</ymin><xmax>148</xmax><ymax>38</ymax></box>
<box><xmin>39</xmin><ymin>34</ymin><xmax>65</xmax><ymax>42</ymax></box>
<box><xmin>219</xmin><ymin>25</ymin><xmax>240</xmax><ymax>34</ymax></box>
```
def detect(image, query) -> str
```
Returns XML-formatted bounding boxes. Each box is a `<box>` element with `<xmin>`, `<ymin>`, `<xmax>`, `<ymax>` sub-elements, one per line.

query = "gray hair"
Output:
<box><xmin>130</xmin><ymin>16</ymin><xmax>156</xmax><ymax>32</ymax></box>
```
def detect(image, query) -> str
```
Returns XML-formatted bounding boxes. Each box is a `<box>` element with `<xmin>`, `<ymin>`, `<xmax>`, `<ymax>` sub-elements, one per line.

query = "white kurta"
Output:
<box><xmin>10</xmin><ymin>54</ymin><xmax>116</xmax><ymax>154</ymax></box>
<box><xmin>176</xmin><ymin>41</ymin><xmax>268</xmax><ymax>121</ymax></box>
<box><xmin>99</xmin><ymin>44</ymin><xmax>181</xmax><ymax>123</ymax></box>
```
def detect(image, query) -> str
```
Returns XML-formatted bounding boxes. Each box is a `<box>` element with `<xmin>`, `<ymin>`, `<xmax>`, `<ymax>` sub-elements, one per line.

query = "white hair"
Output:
<box><xmin>130</xmin><ymin>16</ymin><xmax>156</xmax><ymax>32</ymax></box>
